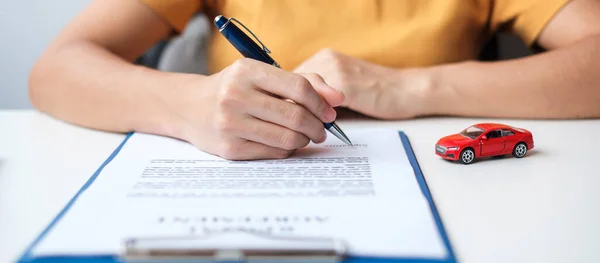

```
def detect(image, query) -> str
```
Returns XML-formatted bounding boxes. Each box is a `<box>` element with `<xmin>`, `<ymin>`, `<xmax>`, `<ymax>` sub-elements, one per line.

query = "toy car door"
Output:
<box><xmin>480</xmin><ymin>130</ymin><xmax>505</xmax><ymax>156</ymax></box>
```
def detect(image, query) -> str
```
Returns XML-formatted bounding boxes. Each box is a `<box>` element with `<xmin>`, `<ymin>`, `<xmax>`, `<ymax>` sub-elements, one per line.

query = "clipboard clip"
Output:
<box><xmin>120</xmin><ymin>230</ymin><xmax>348</xmax><ymax>262</ymax></box>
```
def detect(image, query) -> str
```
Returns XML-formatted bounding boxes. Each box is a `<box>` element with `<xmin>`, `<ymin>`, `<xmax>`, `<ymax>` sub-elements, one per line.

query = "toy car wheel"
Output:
<box><xmin>513</xmin><ymin>142</ymin><xmax>527</xmax><ymax>158</ymax></box>
<box><xmin>459</xmin><ymin>148</ymin><xmax>475</xmax><ymax>164</ymax></box>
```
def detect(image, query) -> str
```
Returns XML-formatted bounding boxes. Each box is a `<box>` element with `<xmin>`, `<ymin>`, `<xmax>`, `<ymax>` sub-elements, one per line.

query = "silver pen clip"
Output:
<box><xmin>220</xmin><ymin>17</ymin><xmax>272</xmax><ymax>54</ymax></box>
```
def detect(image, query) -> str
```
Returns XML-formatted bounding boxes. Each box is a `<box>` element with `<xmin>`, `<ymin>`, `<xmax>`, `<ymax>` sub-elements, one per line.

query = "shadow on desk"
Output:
<box><xmin>335</xmin><ymin>107</ymin><xmax>487</xmax><ymax>121</ymax></box>
<box><xmin>335</xmin><ymin>107</ymin><xmax>372</xmax><ymax>120</ymax></box>
<box><xmin>441</xmin><ymin>148</ymin><xmax>544</xmax><ymax>165</ymax></box>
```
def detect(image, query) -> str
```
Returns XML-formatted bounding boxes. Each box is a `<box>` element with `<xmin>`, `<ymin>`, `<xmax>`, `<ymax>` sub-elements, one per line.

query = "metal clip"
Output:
<box><xmin>221</xmin><ymin>17</ymin><xmax>272</xmax><ymax>54</ymax></box>
<box><xmin>120</xmin><ymin>229</ymin><xmax>347</xmax><ymax>262</ymax></box>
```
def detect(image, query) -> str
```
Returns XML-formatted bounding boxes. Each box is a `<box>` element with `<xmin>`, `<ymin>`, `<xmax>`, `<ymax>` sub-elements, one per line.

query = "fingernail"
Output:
<box><xmin>325</xmin><ymin>107</ymin><xmax>337</xmax><ymax>122</ymax></box>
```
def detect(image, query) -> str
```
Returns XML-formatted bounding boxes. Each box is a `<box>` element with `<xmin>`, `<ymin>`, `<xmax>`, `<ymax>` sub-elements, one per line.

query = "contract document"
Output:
<box><xmin>30</xmin><ymin>128</ymin><xmax>449</xmax><ymax>260</ymax></box>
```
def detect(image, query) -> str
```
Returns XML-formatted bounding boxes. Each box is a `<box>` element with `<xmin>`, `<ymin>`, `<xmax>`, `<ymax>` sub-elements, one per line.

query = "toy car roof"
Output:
<box><xmin>471</xmin><ymin>123</ymin><xmax>515</xmax><ymax>130</ymax></box>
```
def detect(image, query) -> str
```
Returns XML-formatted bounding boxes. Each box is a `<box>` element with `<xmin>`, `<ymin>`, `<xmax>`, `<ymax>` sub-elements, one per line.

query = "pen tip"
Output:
<box><xmin>325</xmin><ymin>123</ymin><xmax>352</xmax><ymax>146</ymax></box>
<box><xmin>343</xmin><ymin>137</ymin><xmax>353</xmax><ymax>146</ymax></box>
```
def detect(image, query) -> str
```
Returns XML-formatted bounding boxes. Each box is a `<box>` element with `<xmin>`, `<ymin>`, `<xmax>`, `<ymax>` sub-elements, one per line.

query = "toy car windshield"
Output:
<box><xmin>459</xmin><ymin>126</ymin><xmax>484</xmax><ymax>139</ymax></box>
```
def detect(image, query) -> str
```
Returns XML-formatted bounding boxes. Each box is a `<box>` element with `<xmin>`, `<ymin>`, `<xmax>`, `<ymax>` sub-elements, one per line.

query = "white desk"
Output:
<box><xmin>1</xmin><ymin>110</ymin><xmax>599</xmax><ymax>263</ymax></box>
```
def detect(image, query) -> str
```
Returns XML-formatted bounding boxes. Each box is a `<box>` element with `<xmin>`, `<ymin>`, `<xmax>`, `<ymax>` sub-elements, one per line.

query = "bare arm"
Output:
<box><xmin>29</xmin><ymin>0</ymin><xmax>195</xmax><ymax>136</ymax></box>
<box><xmin>428</xmin><ymin>0</ymin><xmax>600</xmax><ymax>119</ymax></box>
<box><xmin>293</xmin><ymin>0</ymin><xmax>600</xmax><ymax>120</ymax></box>
<box><xmin>30</xmin><ymin>0</ymin><xmax>344</xmax><ymax>160</ymax></box>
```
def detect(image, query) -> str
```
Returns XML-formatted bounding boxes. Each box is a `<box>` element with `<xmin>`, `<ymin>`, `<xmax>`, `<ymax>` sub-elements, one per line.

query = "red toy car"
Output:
<box><xmin>435</xmin><ymin>123</ymin><xmax>534</xmax><ymax>164</ymax></box>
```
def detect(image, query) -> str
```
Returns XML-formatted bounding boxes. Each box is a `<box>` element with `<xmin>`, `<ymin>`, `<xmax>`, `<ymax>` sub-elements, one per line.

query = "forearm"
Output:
<box><xmin>29</xmin><ymin>41</ymin><xmax>206</xmax><ymax>138</ymax></box>
<box><xmin>426</xmin><ymin>34</ymin><xmax>600</xmax><ymax>119</ymax></box>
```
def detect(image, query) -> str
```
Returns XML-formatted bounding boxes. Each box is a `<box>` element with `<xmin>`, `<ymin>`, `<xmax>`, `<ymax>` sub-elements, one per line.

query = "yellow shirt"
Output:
<box><xmin>141</xmin><ymin>0</ymin><xmax>568</xmax><ymax>74</ymax></box>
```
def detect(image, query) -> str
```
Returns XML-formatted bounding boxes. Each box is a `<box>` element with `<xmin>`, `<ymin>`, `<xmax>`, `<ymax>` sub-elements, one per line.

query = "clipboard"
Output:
<box><xmin>17</xmin><ymin>131</ymin><xmax>458</xmax><ymax>263</ymax></box>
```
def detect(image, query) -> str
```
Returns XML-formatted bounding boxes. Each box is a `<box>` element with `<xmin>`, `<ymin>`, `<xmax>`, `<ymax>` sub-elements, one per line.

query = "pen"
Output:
<box><xmin>213</xmin><ymin>15</ymin><xmax>352</xmax><ymax>146</ymax></box>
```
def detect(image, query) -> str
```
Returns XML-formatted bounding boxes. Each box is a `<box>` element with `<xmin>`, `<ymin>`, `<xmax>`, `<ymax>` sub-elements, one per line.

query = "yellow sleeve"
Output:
<box><xmin>139</xmin><ymin>0</ymin><xmax>202</xmax><ymax>32</ymax></box>
<box><xmin>490</xmin><ymin>0</ymin><xmax>570</xmax><ymax>46</ymax></box>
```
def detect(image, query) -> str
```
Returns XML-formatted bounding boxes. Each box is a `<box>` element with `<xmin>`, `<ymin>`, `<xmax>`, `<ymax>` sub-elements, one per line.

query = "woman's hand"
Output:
<box><xmin>174</xmin><ymin>58</ymin><xmax>345</xmax><ymax>160</ymax></box>
<box><xmin>294</xmin><ymin>49</ymin><xmax>434</xmax><ymax>119</ymax></box>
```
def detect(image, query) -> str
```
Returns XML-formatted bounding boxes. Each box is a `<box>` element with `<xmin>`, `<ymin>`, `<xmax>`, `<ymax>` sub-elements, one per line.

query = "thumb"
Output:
<box><xmin>299</xmin><ymin>73</ymin><xmax>345</xmax><ymax>107</ymax></box>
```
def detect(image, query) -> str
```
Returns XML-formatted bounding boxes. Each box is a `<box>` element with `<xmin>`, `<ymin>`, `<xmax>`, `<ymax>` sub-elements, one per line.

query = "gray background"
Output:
<box><xmin>0</xmin><ymin>1</ymin><xmax>530</xmax><ymax>109</ymax></box>
<box><xmin>0</xmin><ymin>0</ymin><xmax>91</xmax><ymax>109</ymax></box>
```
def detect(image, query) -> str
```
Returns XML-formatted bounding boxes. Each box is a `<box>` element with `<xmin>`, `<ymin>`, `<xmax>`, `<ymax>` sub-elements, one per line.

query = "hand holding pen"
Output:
<box><xmin>207</xmin><ymin>58</ymin><xmax>344</xmax><ymax>160</ymax></box>
<box><xmin>214</xmin><ymin>15</ymin><xmax>352</xmax><ymax>145</ymax></box>
<box><xmin>176</xmin><ymin>17</ymin><xmax>347</xmax><ymax>160</ymax></box>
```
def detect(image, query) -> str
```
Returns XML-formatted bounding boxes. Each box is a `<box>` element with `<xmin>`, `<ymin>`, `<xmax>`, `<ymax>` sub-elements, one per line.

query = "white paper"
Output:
<box><xmin>33</xmin><ymin>128</ymin><xmax>447</xmax><ymax>259</ymax></box>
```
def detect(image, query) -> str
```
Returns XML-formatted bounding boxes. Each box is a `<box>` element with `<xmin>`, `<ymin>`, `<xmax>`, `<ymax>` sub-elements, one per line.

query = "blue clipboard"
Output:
<box><xmin>17</xmin><ymin>131</ymin><xmax>457</xmax><ymax>263</ymax></box>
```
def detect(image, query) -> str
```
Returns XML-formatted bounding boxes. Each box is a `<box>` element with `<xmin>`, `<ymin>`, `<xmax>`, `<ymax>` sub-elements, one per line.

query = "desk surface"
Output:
<box><xmin>1</xmin><ymin>110</ymin><xmax>599</xmax><ymax>263</ymax></box>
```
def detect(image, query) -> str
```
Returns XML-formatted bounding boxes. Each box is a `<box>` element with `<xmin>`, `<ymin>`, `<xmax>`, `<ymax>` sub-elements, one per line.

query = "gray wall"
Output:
<box><xmin>0</xmin><ymin>0</ymin><xmax>91</xmax><ymax>109</ymax></box>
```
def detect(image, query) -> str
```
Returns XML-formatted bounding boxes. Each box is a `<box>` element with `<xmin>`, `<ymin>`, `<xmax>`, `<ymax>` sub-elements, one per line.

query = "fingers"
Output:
<box><xmin>298</xmin><ymin>73</ymin><xmax>345</xmax><ymax>107</ymax></box>
<box><xmin>236</xmin><ymin>59</ymin><xmax>337</xmax><ymax>123</ymax></box>
<box><xmin>219</xmin><ymin>139</ymin><xmax>294</xmax><ymax>160</ymax></box>
<box><xmin>213</xmin><ymin>58</ymin><xmax>340</xmax><ymax>161</ymax></box>
<box><xmin>245</xmin><ymin>90</ymin><xmax>327</xmax><ymax>144</ymax></box>
<box><xmin>234</xmin><ymin>116</ymin><xmax>312</xmax><ymax>151</ymax></box>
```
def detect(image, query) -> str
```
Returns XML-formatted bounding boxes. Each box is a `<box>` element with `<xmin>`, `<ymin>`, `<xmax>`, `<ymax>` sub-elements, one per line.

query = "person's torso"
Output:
<box><xmin>205</xmin><ymin>0</ymin><xmax>492</xmax><ymax>73</ymax></box>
